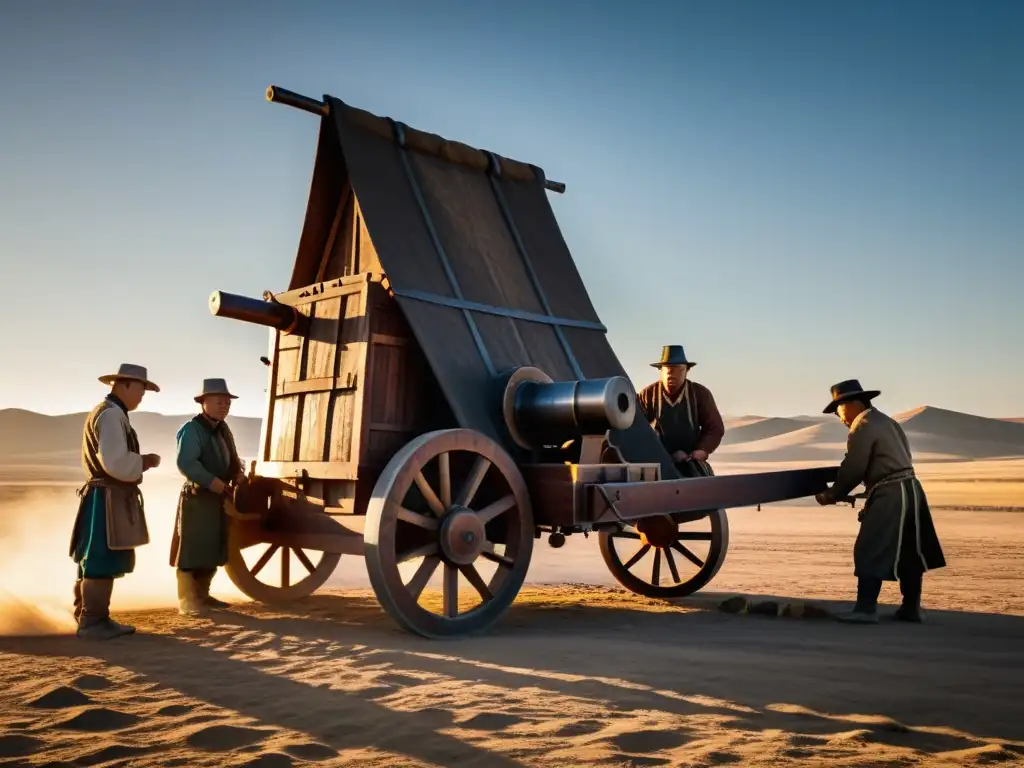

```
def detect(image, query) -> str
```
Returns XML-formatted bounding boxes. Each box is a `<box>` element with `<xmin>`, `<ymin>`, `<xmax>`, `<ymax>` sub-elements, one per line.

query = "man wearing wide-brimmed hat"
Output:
<box><xmin>636</xmin><ymin>345</ymin><xmax>725</xmax><ymax>478</ymax></box>
<box><xmin>815</xmin><ymin>379</ymin><xmax>946</xmax><ymax>624</ymax></box>
<box><xmin>170</xmin><ymin>378</ymin><xmax>245</xmax><ymax>616</ymax></box>
<box><xmin>70</xmin><ymin>364</ymin><xmax>162</xmax><ymax>640</ymax></box>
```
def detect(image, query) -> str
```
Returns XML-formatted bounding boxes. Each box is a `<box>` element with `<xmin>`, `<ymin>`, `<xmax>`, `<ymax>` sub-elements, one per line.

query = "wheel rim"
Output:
<box><xmin>364</xmin><ymin>429</ymin><xmax>534</xmax><ymax>638</ymax></box>
<box><xmin>225</xmin><ymin>533</ymin><xmax>341</xmax><ymax>603</ymax></box>
<box><xmin>599</xmin><ymin>510</ymin><xmax>729</xmax><ymax>598</ymax></box>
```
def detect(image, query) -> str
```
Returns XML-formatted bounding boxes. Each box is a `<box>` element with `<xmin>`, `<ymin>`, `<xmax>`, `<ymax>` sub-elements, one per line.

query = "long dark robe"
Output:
<box><xmin>821</xmin><ymin>408</ymin><xmax>946</xmax><ymax>581</ymax></box>
<box><xmin>170</xmin><ymin>415</ymin><xmax>242</xmax><ymax>571</ymax></box>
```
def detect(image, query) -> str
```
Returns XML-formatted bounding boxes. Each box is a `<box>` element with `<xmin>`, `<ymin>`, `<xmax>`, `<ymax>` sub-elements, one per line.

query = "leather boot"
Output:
<box><xmin>73</xmin><ymin>579</ymin><xmax>83</xmax><ymax>624</ymax></box>
<box><xmin>894</xmin><ymin>570</ymin><xmax>925</xmax><ymax>622</ymax></box>
<box><xmin>836</xmin><ymin>577</ymin><xmax>882</xmax><ymax>624</ymax></box>
<box><xmin>194</xmin><ymin>569</ymin><xmax>231</xmax><ymax>609</ymax></box>
<box><xmin>77</xmin><ymin>579</ymin><xmax>135</xmax><ymax>639</ymax></box>
<box><xmin>177</xmin><ymin>569</ymin><xmax>206</xmax><ymax>617</ymax></box>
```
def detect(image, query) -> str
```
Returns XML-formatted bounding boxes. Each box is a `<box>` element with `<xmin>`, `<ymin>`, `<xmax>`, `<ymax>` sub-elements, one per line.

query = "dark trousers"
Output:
<box><xmin>856</xmin><ymin>564</ymin><xmax>923</xmax><ymax>613</ymax></box>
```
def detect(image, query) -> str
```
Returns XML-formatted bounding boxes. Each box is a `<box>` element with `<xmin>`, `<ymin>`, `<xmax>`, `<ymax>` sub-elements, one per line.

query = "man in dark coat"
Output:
<box><xmin>636</xmin><ymin>345</ymin><xmax>725</xmax><ymax>478</ymax></box>
<box><xmin>815</xmin><ymin>380</ymin><xmax>946</xmax><ymax>624</ymax></box>
<box><xmin>171</xmin><ymin>378</ymin><xmax>244</xmax><ymax>617</ymax></box>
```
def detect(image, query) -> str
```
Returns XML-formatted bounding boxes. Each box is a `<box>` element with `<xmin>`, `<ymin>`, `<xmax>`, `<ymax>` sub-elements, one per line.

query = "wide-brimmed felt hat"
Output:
<box><xmin>98</xmin><ymin>363</ymin><xmax>160</xmax><ymax>392</ymax></box>
<box><xmin>650</xmin><ymin>344</ymin><xmax>696</xmax><ymax>369</ymax></box>
<box><xmin>823</xmin><ymin>379</ymin><xmax>881</xmax><ymax>414</ymax></box>
<box><xmin>195</xmin><ymin>378</ymin><xmax>238</xmax><ymax>403</ymax></box>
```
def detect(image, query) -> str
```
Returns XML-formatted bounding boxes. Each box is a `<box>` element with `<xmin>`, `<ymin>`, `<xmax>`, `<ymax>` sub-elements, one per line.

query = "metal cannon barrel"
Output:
<box><xmin>209</xmin><ymin>291</ymin><xmax>308</xmax><ymax>335</ymax></box>
<box><xmin>511</xmin><ymin>376</ymin><xmax>636</xmax><ymax>448</ymax></box>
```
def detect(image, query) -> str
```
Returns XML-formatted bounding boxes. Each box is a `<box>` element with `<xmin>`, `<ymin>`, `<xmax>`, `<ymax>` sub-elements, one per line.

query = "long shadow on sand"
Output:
<box><xmin>3</xmin><ymin>590</ymin><xmax>1022</xmax><ymax>765</ymax></box>
<box><xmin>197</xmin><ymin>590</ymin><xmax>1024</xmax><ymax>751</ymax></box>
<box><xmin>0</xmin><ymin>628</ymin><xmax>527</xmax><ymax>767</ymax></box>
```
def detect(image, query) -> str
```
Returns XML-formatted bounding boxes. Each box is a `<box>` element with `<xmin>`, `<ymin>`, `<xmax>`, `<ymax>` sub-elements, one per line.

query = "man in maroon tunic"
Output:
<box><xmin>636</xmin><ymin>345</ymin><xmax>725</xmax><ymax>478</ymax></box>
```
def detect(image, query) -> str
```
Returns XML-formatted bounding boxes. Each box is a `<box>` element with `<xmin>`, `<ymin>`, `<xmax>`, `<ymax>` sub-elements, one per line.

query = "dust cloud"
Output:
<box><xmin>0</xmin><ymin>473</ymin><xmax>248</xmax><ymax>635</ymax></box>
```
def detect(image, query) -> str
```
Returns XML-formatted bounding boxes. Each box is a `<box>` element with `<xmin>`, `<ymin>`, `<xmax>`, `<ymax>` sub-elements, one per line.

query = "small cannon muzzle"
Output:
<box><xmin>502</xmin><ymin>367</ymin><xmax>636</xmax><ymax>449</ymax></box>
<box><xmin>209</xmin><ymin>291</ymin><xmax>309</xmax><ymax>335</ymax></box>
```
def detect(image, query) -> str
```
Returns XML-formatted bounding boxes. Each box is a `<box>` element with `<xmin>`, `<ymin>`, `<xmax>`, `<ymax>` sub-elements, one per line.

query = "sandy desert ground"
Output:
<box><xmin>1</xmin><ymin>453</ymin><xmax>1023</xmax><ymax>768</ymax></box>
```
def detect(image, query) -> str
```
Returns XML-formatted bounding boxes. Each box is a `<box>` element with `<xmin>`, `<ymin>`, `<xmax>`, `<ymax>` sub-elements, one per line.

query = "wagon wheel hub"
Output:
<box><xmin>635</xmin><ymin>514</ymin><xmax>678</xmax><ymax>549</ymax></box>
<box><xmin>439</xmin><ymin>505</ymin><xmax>486</xmax><ymax>565</ymax></box>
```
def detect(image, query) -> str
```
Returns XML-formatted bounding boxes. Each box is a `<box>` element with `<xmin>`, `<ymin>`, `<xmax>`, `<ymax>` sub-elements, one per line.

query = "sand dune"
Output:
<box><xmin>0</xmin><ymin>409</ymin><xmax>262</xmax><ymax>480</ymax></box>
<box><xmin>720</xmin><ymin>416</ymin><xmax>819</xmax><ymax>445</ymax></box>
<box><xmin>897</xmin><ymin>406</ymin><xmax>1024</xmax><ymax>446</ymax></box>
<box><xmin>4</xmin><ymin>405</ymin><xmax>1022</xmax><ymax>480</ymax></box>
<box><xmin>715</xmin><ymin>420</ymin><xmax>852</xmax><ymax>462</ymax></box>
<box><xmin>715</xmin><ymin>407</ymin><xmax>1024</xmax><ymax>464</ymax></box>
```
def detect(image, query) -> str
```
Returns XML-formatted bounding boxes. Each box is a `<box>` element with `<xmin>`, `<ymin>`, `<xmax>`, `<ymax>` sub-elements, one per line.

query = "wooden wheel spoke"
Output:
<box><xmin>365</xmin><ymin>429</ymin><xmax>535</xmax><ymax>638</ymax></box>
<box><xmin>414</xmin><ymin>471</ymin><xmax>445</xmax><ymax>517</ymax></box>
<box><xmin>406</xmin><ymin>555</ymin><xmax>441</xmax><ymax>600</ymax></box>
<box><xmin>476</xmin><ymin>494</ymin><xmax>515</xmax><ymax>525</ymax></box>
<box><xmin>455</xmin><ymin>456</ymin><xmax>491</xmax><ymax>508</ymax></box>
<box><xmin>398</xmin><ymin>542</ymin><xmax>440</xmax><ymax>564</ymax></box>
<box><xmin>397</xmin><ymin>505</ymin><xmax>440</xmax><ymax>530</ymax></box>
<box><xmin>651</xmin><ymin>548</ymin><xmax>662</xmax><ymax>586</ymax></box>
<box><xmin>664</xmin><ymin>546</ymin><xmax>681</xmax><ymax>583</ymax></box>
<box><xmin>281</xmin><ymin>548</ymin><xmax>291</xmax><ymax>587</ymax></box>
<box><xmin>672</xmin><ymin>541</ymin><xmax>705</xmax><ymax>568</ymax></box>
<box><xmin>251</xmin><ymin>544</ymin><xmax>279</xmax><ymax>577</ymax></box>
<box><xmin>623</xmin><ymin>544</ymin><xmax>650</xmax><ymax>570</ymax></box>
<box><xmin>480</xmin><ymin>541</ymin><xmax>514</xmax><ymax>569</ymax></box>
<box><xmin>293</xmin><ymin>547</ymin><xmax>316</xmax><ymax>575</ymax></box>
<box><xmin>438</xmin><ymin>452</ymin><xmax>452</xmax><ymax>508</ymax></box>
<box><xmin>443</xmin><ymin>563</ymin><xmax>459</xmax><ymax>617</ymax></box>
<box><xmin>459</xmin><ymin>564</ymin><xmax>493</xmax><ymax>602</ymax></box>
<box><xmin>676</xmin><ymin>531</ymin><xmax>713</xmax><ymax>541</ymax></box>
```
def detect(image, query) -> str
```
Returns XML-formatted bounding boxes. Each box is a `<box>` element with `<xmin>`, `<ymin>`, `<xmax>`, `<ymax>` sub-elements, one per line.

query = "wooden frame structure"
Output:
<box><xmin>210</xmin><ymin>85</ymin><xmax>839</xmax><ymax>637</ymax></box>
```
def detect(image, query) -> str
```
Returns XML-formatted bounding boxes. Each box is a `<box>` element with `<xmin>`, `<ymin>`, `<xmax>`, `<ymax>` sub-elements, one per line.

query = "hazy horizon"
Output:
<box><xmin>2</xmin><ymin>1</ymin><xmax>1022</xmax><ymax>420</ymax></box>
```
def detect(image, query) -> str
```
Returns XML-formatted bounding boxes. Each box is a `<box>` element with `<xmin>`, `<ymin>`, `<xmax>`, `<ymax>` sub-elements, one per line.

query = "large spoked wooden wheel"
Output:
<box><xmin>599</xmin><ymin>510</ymin><xmax>729</xmax><ymax>598</ymax></box>
<box><xmin>364</xmin><ymin>428</ymin><xmax>535</xmax><ymax>638</ymax></box>
<box><xmin>225</xmin><ymin>529</ymin><xmax>341</xmax><ymax>603</ymax></box>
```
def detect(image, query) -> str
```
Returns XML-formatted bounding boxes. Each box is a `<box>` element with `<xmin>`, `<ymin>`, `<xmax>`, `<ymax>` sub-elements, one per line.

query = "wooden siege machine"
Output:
<box><xmin>210</xmin><ymin>85</ymin><xmax>839</xmax><ymax>638</ymax></box>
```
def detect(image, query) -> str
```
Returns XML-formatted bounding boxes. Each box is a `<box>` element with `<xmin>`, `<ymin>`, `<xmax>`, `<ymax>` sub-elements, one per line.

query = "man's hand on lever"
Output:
<box><xmin>690</xmin><ymin>449</ymin><xmax>708</xmax><ymax>462</ymax></box>
<box><xmin>671</xmin><ymin>450</ymin><xmax>690</xmax><ymax>463</ymax></box>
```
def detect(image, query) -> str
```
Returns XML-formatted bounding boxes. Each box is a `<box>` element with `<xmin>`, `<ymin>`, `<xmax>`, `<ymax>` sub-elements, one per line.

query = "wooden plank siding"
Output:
<box><xmin>256</xmin><ymin>188</ymin><xmax>455</xmax><ymax>515</ymax></box>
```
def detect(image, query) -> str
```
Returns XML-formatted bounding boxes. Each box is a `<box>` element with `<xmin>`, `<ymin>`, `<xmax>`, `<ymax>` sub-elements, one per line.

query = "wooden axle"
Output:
<box><xmin>587</xmin><ymin>466</ymin><xmax>840</xmax><ymax>523</ymax></box>
<box><xmin>265</xmin><ymin>84</ymin><xmax>568</xmax><ymax>195</ymax></box>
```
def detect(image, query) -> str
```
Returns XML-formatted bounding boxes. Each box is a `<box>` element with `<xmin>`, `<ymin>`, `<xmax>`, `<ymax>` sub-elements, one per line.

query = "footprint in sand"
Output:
<box><xmin>156</xmin><ymin>704</ymin><xmax>194</xmax><ymax>717</ymax></box>
<box><xmin>71</xmin><ymin>674</ymin><xmax>113</xmax><ymax>691</ymax></box>
<box><xmin>186</xmin><ymin>724</ymin><xmax>274</xmax><ymax>751</ymax></box>
<box><xmin>555</xmin><ymin>719</ymin><xmax>606</xmax><ymax>738</ymax></box>
<box><xmin>703</xmin><ymin>753</ymin><xmax>742</xmax><ymax>765</ymax></box>
<box><xmin>55</xmin><ymin>707</ymin><xmax>141</xmax><ymax>732</ymax></box>
<box><xmin>238</xmin><ymin>754</ymin><xmax>295</xmax><ymax>768</ymax></box>
<box><xmin>283</xmin><ymin>742</ymin><xmax>337</xmax><ymax>761</ymax></box>
<box><xmin>0</xmin><ymin>733</ymin><xmax>44</xmax><ymax>758</ymax></box>
<box><xmin>76</xmin><ymin>744</ymin><xmax>156</xmax><ymax>766</ymax></box>
<box><xmin>612</xmin><ymin>730</ymin><xmax>691</xmax><ymax>754</ymax></box>
<box><xmin>788</xmin><ymin>735</ymin><xmax>829</xmax><ymax>748</ymax></box>
<box><xmin>27</xmin><ymin>685</ymin><xmax>92</xmax><ymax>709</ymax></box>
<box><xmin>459</xmin><ymin>713</ymin><xmax>524</xmax><ymax>732</ymax></box>
<box><xmin>603</xmin><ymin>756</ymin><xmax>670</xmax><ymax>767</ymax></box>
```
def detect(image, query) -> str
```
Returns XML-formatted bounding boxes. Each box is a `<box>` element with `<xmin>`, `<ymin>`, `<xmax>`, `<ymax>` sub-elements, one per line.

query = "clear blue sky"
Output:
<box><xmin>1</xmin><ymin>0</ymin><xmax>1021</xmax><ymax>419</ymax></box>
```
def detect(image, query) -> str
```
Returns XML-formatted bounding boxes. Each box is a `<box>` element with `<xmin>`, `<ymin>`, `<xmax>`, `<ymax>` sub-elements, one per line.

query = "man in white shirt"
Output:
<box><xmin>70</xmin><ymin>364</ymin><xmax>161</xmax><ymax>640</ymax></box>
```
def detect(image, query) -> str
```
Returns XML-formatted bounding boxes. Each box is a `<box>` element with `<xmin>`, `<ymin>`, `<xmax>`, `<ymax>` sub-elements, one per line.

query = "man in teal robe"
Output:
<box><xmin>171</xmin><ymin>378</ymin><xmax>245</xmax><ymax>616</ymax></box>
<box><xmin>71</xmin><ymin>363</ymin><xmax>161</xmax><ymax>639</ymax></box>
